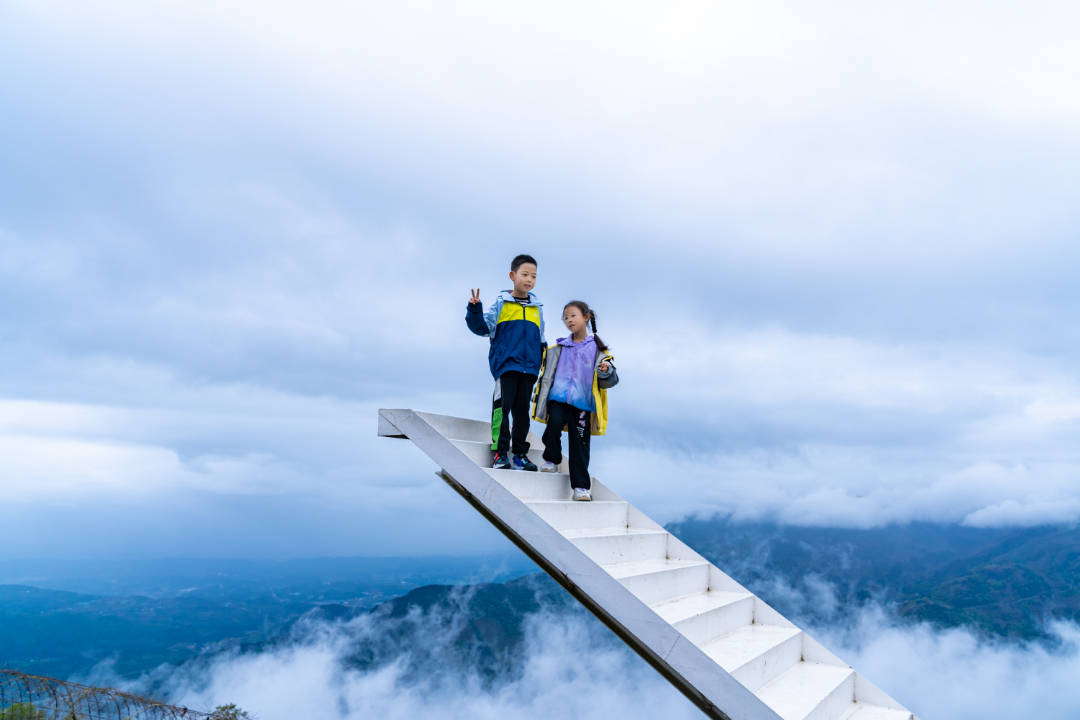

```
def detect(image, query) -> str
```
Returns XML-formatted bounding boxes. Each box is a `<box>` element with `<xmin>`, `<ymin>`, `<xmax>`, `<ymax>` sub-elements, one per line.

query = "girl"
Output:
<box><xmin>531</xmin><ymin>300</ymin><xmax>618</xmax><ymax>501</ymax></box>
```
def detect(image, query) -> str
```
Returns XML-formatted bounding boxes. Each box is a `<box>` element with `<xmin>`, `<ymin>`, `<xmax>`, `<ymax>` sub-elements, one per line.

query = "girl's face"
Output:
<box><xmin>563</xmin><ymin>306</ymin><xmax>588</xmax><ymax>336</ymax></box>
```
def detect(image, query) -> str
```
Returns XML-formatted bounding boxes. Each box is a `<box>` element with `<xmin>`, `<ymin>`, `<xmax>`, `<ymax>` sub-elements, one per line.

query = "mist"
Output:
<box><xmin>101</xmin><ymin>579</ymin><xmax>1080</xmax><ymax>720</ymax></box>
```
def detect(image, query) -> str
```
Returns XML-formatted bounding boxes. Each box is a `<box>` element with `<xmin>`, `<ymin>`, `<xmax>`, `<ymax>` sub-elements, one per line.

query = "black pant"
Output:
<box><xmin>494</xmin><ymin>371</ymin><xmax>537</xmax><ymax>456</ymax></box>
<box><xmin>542</xmin><ymin>400</ymin><xmax>591</xmax><ymax>490</ymax></box>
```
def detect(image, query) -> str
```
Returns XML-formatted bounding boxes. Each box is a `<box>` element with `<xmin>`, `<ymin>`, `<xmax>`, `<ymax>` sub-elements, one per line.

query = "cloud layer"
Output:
<box><xmin>1</xmin><ymin>2</ymin><xmax>1080</xmax><ymax>555</ymax></box>
<box><xmin>134</xmin><ymin>581</ymin><xmax>1080</xmax><ymax>720</ymax></box>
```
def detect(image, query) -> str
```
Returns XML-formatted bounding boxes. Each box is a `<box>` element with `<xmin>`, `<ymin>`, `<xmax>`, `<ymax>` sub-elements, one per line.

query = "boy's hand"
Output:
<box><xmin>469</xmin><ymin>288</ymin><xmax>481</xmax><ymax>305</ymax></box>
<box><xmin>599</xmin><ymin>361</ymin><xmax>610</xmax><ymax>373</ymax></box>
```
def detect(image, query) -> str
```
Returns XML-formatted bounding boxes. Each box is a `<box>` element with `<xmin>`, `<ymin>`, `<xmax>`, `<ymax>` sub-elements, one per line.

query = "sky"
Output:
<box><xmin>2</xmin><ymin>1</ymin><xmax>1080</xmax><ymax>558</ymax></box>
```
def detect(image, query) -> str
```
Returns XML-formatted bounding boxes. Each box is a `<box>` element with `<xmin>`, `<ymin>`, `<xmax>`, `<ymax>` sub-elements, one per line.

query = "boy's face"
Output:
<box><xmin>509</xmin><ymin>262</ymin><xmax>537</xmax><ymax>296</ymax></box>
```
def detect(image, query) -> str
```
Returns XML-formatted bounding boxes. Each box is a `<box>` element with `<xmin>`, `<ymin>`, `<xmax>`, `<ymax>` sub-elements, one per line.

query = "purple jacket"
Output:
<box><xmin>531</xmin><ymin>337</ymin><xmax>618</xmax><ymax>435</ymax></box>
<box><xmin>548</xmin><ymin>336</ymin><xmax>600</xmax><ymax>411</ymax></box>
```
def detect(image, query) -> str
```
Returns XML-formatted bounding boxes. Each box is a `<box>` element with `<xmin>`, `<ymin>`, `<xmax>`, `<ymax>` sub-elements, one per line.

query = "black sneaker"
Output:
<box><xmin>513</xmin><ymin>454</ymin><xmax>538</xmax><ymax>471</ymax></box>
<box><xmin>492</xmin><ymin>452</ymin><xmax>511</xmax><ymax>469</ymax></box>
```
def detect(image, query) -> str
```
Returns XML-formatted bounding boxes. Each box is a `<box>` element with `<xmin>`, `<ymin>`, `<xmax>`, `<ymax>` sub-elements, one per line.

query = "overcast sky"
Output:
<box><xmin>2</xmin><ymin>1</ymin><xmax>1079</xmax><ymax>558</ymax></box>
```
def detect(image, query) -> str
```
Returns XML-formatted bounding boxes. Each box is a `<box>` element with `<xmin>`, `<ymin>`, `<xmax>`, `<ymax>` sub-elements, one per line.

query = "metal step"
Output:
<box><xmin>758</xmin><ymin>662</ymin><xmax>855</xmax><ymax>720</ymax></box>
<box><xmin>488</xmin><ymin>468</ymin><xmax>574</xmax><ymax>500</ymax></box>
<box><xmin>563</xmin><ymin>527</ymin><xmax>670</xmax><ymax>564</ymax></box>
<box><xmin>524</xmin><ymin>499</ymin><xmax>628</xmax><ymax>532</ymax></box>
<box><xmin>606</xmin><ymin>558</ymin><xmax>711</xmax><ymax>605</ymax></box>
<box><xmin>652</xmin><ymin>590</ymin><xmax>756</xmax><ymax>646</ymax></box>
<box><xmin>451</xmin><ymin>438</ymin><xmax>547</xmax><ymax>467</ymax></box>
<box><xmin>838</xmin><ymin>704</ymin><xmax>914</xmax><ymax>720</ymax></box>
<box><xmin>702</xmin><ymin>624</ymin><xmax>804</xmax><ymax>691</ymax></box>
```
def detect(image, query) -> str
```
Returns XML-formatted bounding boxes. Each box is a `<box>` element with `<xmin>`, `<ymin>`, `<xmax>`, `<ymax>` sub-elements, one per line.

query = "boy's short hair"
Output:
<box><xmin>511</xmin><ymin>254</ymin><xmax>537</xmax><ymax>272</ymax></box>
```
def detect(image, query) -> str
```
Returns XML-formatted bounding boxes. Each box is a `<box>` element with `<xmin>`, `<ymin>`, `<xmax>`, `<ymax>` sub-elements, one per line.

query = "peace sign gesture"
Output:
<box><xmin>468</xmin><ymin>288</ymin><xmax>482</xmax><ymax>305</ymax></box>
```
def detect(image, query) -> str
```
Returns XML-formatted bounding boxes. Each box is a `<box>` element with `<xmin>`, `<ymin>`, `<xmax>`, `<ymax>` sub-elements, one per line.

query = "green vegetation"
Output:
<box><xmin>0</xmin><ymin>704</ymin><xmax>46</xmax><ymax>720</ymax></box>
<box><xmin>212</xmin><ymin>704</ymin><xmax>252</xmax><ymax>719</ymax></box>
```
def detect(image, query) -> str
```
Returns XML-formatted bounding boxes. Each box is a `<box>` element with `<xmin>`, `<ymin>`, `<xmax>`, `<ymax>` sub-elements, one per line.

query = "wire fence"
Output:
<box><xmin>0</xmin><ymin>669</ymin><xmax>237</xmax><ymax>720</ymax></box>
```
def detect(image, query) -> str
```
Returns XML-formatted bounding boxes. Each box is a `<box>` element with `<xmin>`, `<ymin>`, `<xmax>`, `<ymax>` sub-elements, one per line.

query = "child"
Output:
<box><xmin>465</xmin><ymin>254</ymin><xmax>545</xmax><ymax>471</ymax></box>
<box><xmin>532</xmin><ymin>300</ymin><xmax>618</xmax><ymax>501</ymax></box>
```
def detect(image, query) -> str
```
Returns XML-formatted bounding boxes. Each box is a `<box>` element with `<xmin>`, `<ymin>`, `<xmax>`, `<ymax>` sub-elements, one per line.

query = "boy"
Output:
<box><xmin>466</xmin><ymin>254</ymin><xmax>545</xmax><ymax>470</ymax></box>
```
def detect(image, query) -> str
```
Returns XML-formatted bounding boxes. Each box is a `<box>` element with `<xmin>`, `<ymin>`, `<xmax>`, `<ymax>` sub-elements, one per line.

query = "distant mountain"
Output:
<box><xmin>0</xmin><ymin>584</ymin><xmax>305</xmax><ymax>678</ymax></box>
<box><xmin>2</xmin><ymin>522</ymin><xmax>1076</xmax><ymax>683</ymax></box>
<box><xmin>0</xmin><ymin>554</ymin><xmax>533</xmax><ymax>680</ymax></box>
<box><xmin>0</xmin><ymin>554</ymin><xmax>534</xmax><ymax>600</ymax></box>
<box><xmin>332</xmin><ymin>520</ymin><xmax>1080</xmax><ymax>685</ymax></box>
<box><xmin>345</xmin><ymin>576</ymin><xmax>570</xmax><ymax>688</ymax></box>
<box><xmin>665</xmin><ymin>518</ymin><xmax>1080</xmax><ymax>640</ymax></box>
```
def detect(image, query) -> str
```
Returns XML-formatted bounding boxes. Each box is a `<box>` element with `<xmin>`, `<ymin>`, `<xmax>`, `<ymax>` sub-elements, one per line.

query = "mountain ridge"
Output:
<box><xmin>2</xmin><ymin>520</ymin><xmax>1076</xmax><ymax>682</ymax></box>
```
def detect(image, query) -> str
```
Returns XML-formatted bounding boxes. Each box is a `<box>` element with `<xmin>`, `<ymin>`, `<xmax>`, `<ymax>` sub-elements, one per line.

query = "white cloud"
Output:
<box><xmin>0</xmin><ymin>378</ymin><xmax>511</xmax><ymax>557</ymax></box>
<box><xmin>592</xmin><ymin>324</ymin><xmax>1080</xmax><ymax>528</ymax></box>
<box><xmin>137</xmin><ymin>585</ymin><xmax>1080</xmax><ymax>720</ymax></box>
<box><xmin>1</xmin><ymin>1</ymin><xmax>1080</xmax><ymax>553</ymax></box>
<box><xmin>4</xmin><ymin>319</ymin><xmax>1080</xmax><ymax>555</ymax></box>
<box><xmin>963</xmin><ymin>498</ymin><xmax>1080</xmax><ymax>528</ymax></box>
<box><xmin>6</xmin><ymin>0</ymin><xmax>1080</xmax><ymax>259</ymax></box>
<box><xmin>815</xmin><ymin>607</ymin><xmax>1080</xmax><ymax>720</ymax></box>
<box><xmin>164</xmin><ymin>602</ymin><xmax>704</xmax><ymax>720</ymax></box>
<box><xmin>0</xmin><ymin>394</ymin><xmax>337</xmax><ymax>499</ymax></box>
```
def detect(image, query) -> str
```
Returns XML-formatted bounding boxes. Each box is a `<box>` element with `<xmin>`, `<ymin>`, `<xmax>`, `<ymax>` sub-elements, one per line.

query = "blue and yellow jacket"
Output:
<box><xmin>466</xmin><ymin>290</ymin><xmax>545</xmax><ymax>378</ymax></box>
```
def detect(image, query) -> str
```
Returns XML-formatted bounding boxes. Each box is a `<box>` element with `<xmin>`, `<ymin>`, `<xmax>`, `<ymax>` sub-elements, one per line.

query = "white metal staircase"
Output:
<box><xmin>378</xmin><ymin>409</ymin><xmax>918</xmax><ymax>720</ymax></box>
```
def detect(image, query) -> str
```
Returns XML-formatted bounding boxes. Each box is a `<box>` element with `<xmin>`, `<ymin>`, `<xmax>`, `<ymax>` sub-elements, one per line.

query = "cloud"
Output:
<box><xmin>592</xmin><ymin>325</ymin><xmax>1080</xmax><ymax>528</ymax></box>
<box><xmin>116</xmin><ymin>579</ymin><xmax>1080</xmax><ymax>720</ymax></box>
<box><xmin>5</xmin><ymin>1</ymin><xmax>1080</xmax><ymax>258</ymax></box>
<box><xmin>814</xmin><ymin>607</ymin><xmax>1080</xmax><ymax>720</ymax></box>
<box><xmin>158</xmin><ymin>593</ymin><xmax>704</xmax><ymax>720</ymax></box>
<box><xmin>963</xmin><ymin>498</ymin><xmax>1080</xmax><ymax>528</ymax></box>
<box><xmin>0</xmin><ymin>387</ymin><xmax>512</xmax><ymax>558</ymax></box>
<box><xmin>1</xmin><ymin>2</ymin><xmax>1080</xmax><ymax>554</ymax></box>
<box><xmin>4</xmin><ymin>317</ymin><xmax>1080</xmax><ymax>560</ymax></box>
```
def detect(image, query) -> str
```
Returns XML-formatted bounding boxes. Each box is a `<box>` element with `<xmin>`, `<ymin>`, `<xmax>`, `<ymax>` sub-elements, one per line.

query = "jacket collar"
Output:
<box><xmin>557</xmin><ymin>335</ymin><xmax>595</xmax><ymax>348</ymax></box>
<box><xmin>499</xmin><ymin>290</ymin><xmax>542</xmax><ymax>306</ymax></box>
